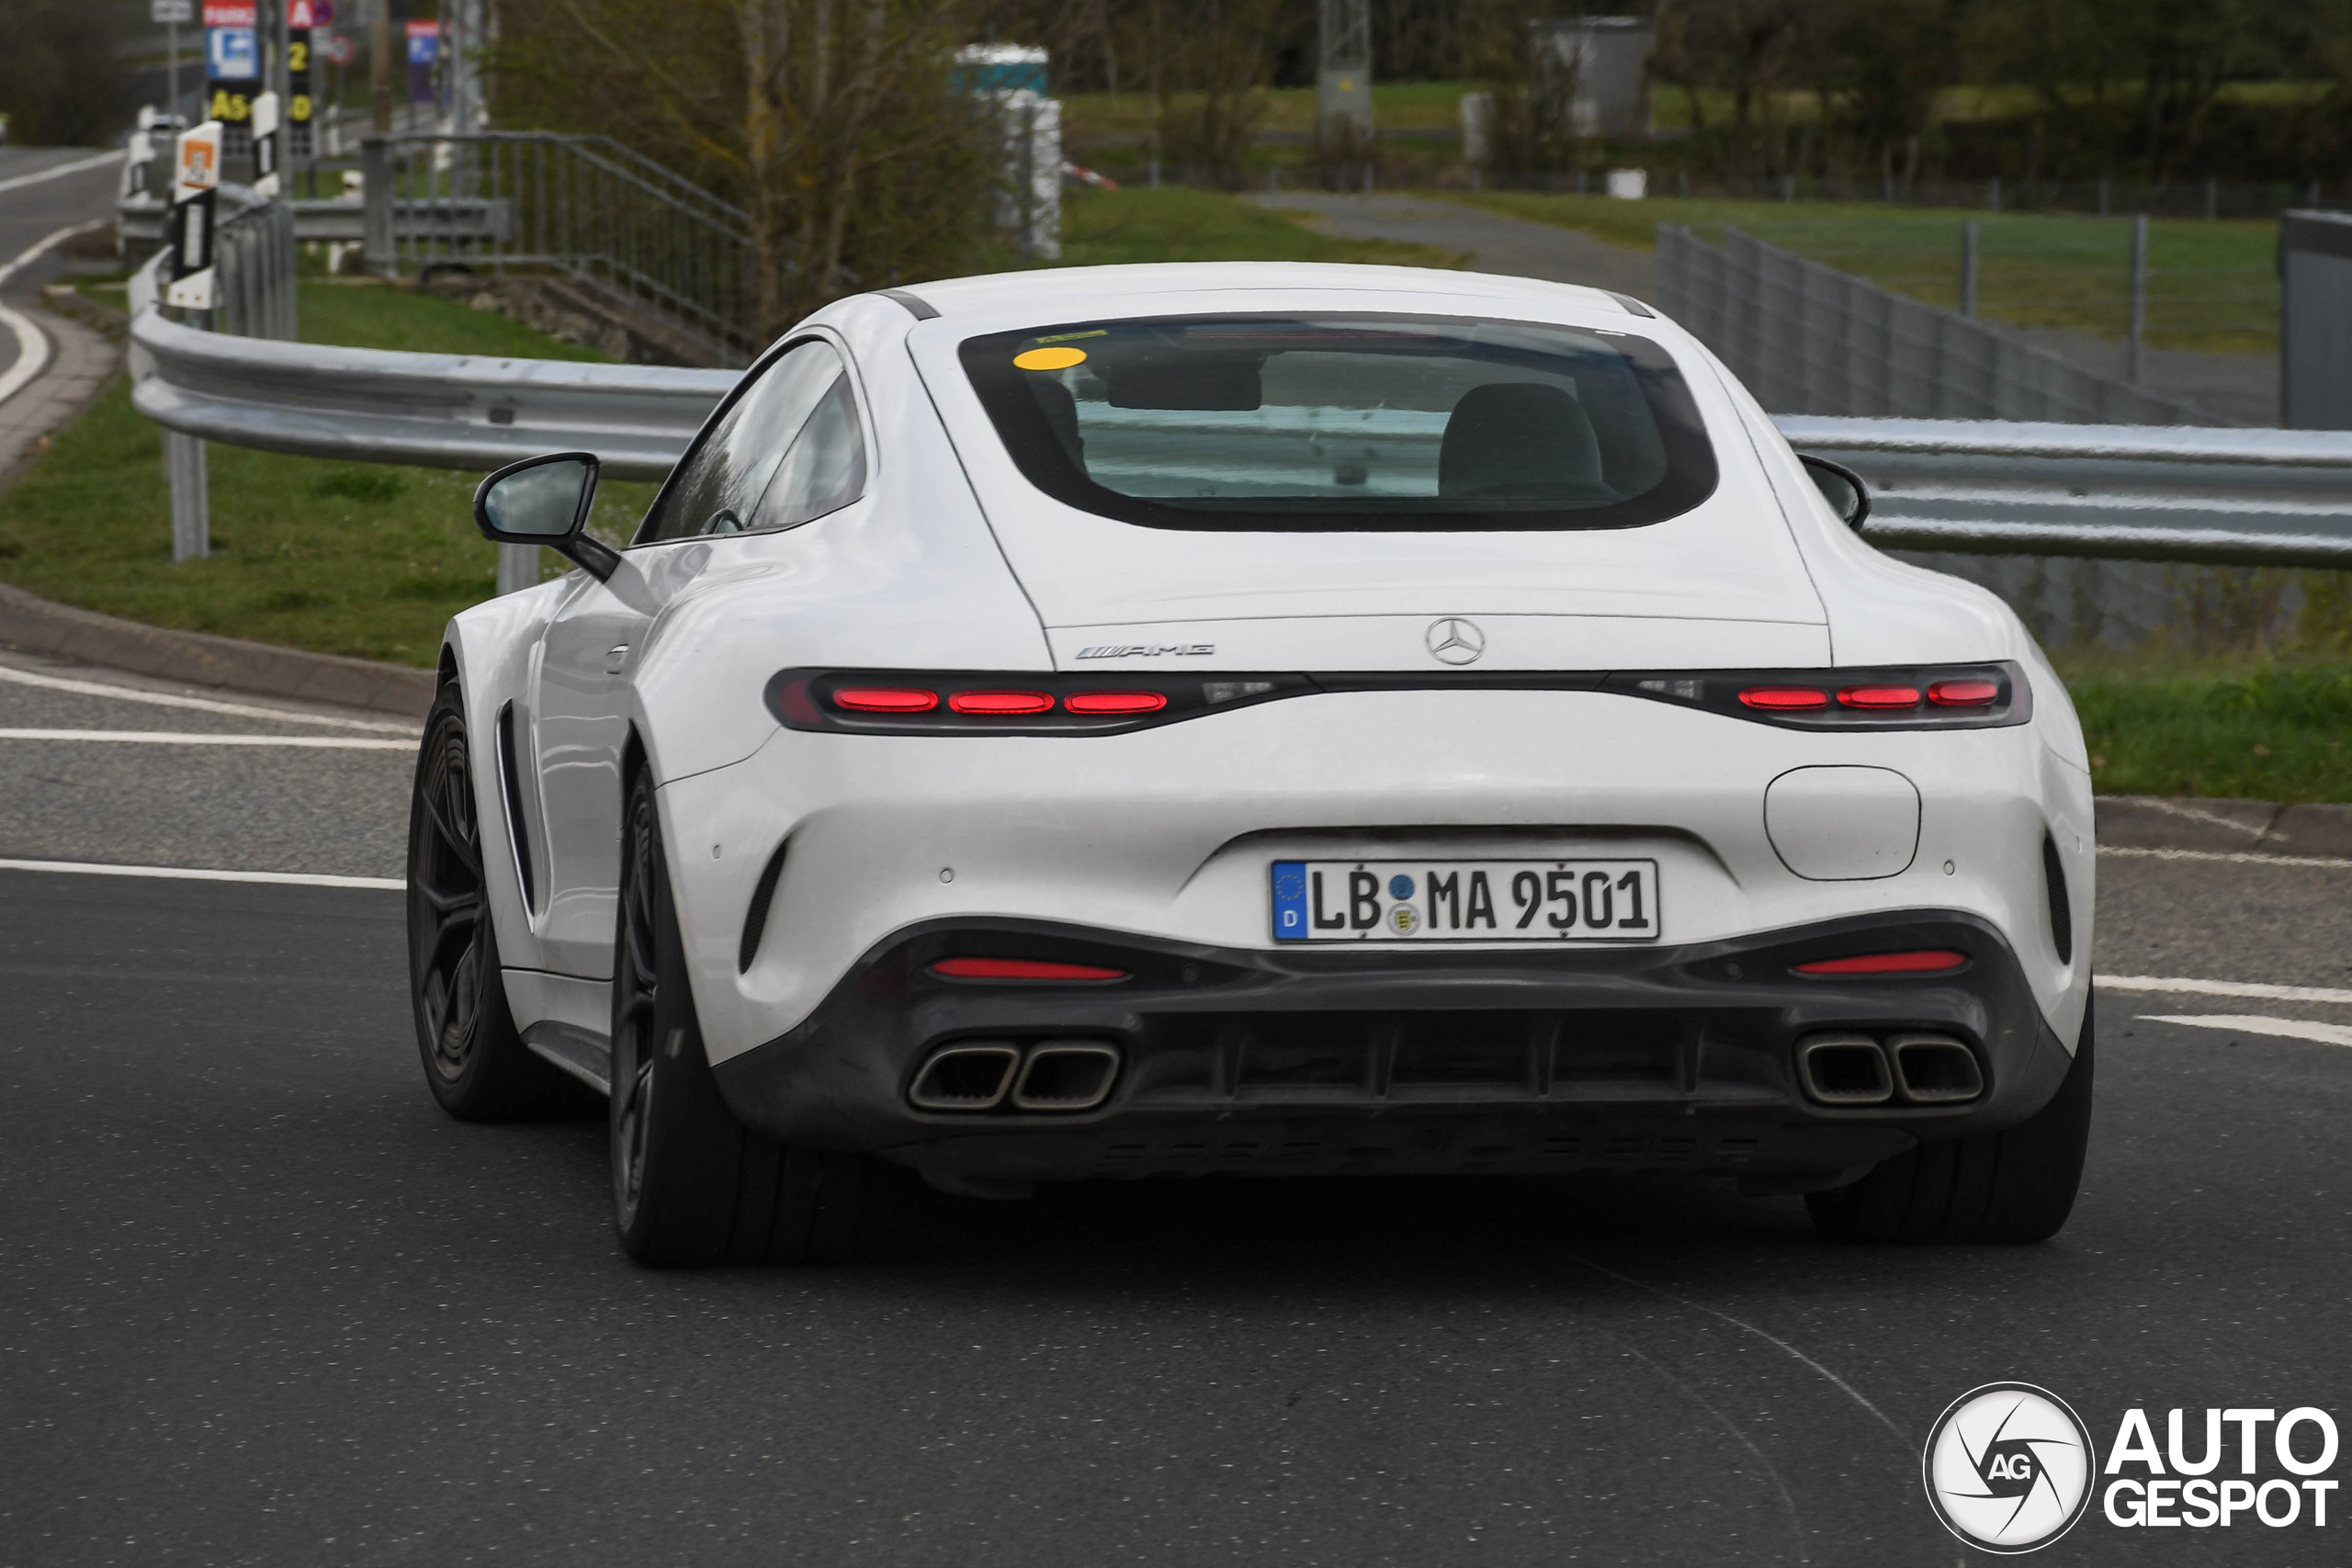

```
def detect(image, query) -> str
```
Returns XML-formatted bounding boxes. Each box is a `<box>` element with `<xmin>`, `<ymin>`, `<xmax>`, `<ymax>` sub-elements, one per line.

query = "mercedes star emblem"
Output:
<box><xmin>1426</xmin><ymin>617</ymin><xmax>1486</xmax><ymax>665</ymax></box>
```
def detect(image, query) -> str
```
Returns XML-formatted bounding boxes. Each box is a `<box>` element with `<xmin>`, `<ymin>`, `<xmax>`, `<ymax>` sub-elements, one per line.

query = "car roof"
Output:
<box><xmin>897</xmin><ymin>262</ymin><xmax>1648</xmax><ymax>323</ymax></box>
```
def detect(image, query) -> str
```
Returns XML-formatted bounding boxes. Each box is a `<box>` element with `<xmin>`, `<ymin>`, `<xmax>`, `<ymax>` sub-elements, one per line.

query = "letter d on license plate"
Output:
<box><xmin>1272</xmin><ymin>859</ymin><xmax>1660</xmax><ymax>942</ymax></box>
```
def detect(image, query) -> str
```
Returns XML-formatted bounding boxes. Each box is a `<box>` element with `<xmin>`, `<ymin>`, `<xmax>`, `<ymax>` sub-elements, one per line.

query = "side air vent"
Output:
<box><xmin>495</xmin><ymin>702</ymin><xmax>537</xmax><ymax>911</ymax></box>
<box><xmin>738</xmin><ymin>839</ymin><xmax>790</xmax><ymax>973</ymax></box>
<box><xmin>2042</xmin><ymin>831</ymin><xmax>2074</xmax><ymax>964</ymax></box>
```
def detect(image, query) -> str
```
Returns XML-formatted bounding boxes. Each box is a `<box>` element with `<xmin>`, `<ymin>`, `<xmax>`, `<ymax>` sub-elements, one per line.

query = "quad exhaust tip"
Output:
<box><xmin>908</xmin><ymin>1043</ymin><xmax>1021</xmax><ymax>1111</ymax></box>
<box><xmin>1890</xmin><ymin>1033</ymin><xmax>1985</xmax><ymax>1103</ymax></box>
<box><xmin>910</xmin><ymin>1040</ymin><xmax>1122</xmax><ymax>1114</ymax></box>
<box><xmin>1795</xmin><ymin>1032</ymin><xmax>1983</xmax><ymax>1107</ymax></box>
<box><xmin>1797</xmin><ymin>1034</ymin><xmax>1893</xmax><ymax>1105</ymax></box>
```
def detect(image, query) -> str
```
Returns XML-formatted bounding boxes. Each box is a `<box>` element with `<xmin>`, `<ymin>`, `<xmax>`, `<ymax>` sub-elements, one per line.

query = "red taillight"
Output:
<box><xmin>930</xmin><ymin>957</ymin><xmax>1128</xmax><ymax>981</ymax></box>
<box><xmin>833</xmin><ymin>686</ymin><xmax>938</xmax><ymax>713</ymax></box>
<box><xmin>1838</xmin><ymin>684</ymin><xmax>1921</xmax><ymax>709</ymax></box>
<box><xmin>947</xmin><ymin>690</ymin><xmax>1055</xmax><ymax>715</ymax></box>
<box><xmin>1794</xmin><ymin>950</ymin><xmax>1969</xmax><ymax>976</ymax></box>
<box><xmin>1065</xmin><ymin>690</ymin><xmax>1168</xmax><ymax>715</ymax></box>
<box><xmin>1740</xmin><ymin>686</ymin><xmax>1829</xmax><ymax>711</ymax></box>
<box><xmin>1928</xmin><ymin>679</ymin><xmax>2000</xmax><ymax>707</ymax></box>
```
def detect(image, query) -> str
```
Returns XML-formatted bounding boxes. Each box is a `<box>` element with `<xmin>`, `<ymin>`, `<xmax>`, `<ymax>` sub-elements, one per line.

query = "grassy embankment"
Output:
<box><xmin>0</xmin><ymin>187</ymin><xmax>1453</xmax><ymax>668</ymax></box>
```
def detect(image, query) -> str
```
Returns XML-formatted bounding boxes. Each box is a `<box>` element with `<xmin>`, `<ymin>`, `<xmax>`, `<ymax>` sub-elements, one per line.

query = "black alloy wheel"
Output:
<box><xmin>610</xmin><ymin>765</ymin><xmax>869</xmax><ymax>1267</ymax></box>
<box><xmin>407</xmin><ymin>682</ymin><xmax>578</xmax><ymax>1119</ymax></box>
<box><xmin>1807</xmin><ymin>996</ymin><xmax>2096</xmax><ymax>1244</ymax></box>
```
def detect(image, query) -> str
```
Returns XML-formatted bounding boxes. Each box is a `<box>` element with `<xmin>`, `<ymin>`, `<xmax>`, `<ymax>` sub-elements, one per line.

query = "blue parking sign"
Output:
<box><xmin>207</xmin><ymin>26</ymin><xmax>256</xmax><ymax>81</ymax></box>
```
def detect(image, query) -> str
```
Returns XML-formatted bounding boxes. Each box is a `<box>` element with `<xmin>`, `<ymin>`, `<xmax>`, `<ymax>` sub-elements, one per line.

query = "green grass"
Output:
<box><xmin>1442</xmin><ymin>192</ymin><xmax>2278</xmax><ymax>353</ymax></box>
<box><xmin>2065</xmin><ymin>663</ymin><xmax>2352</xmax><ymax>802</ymax></box>
<box><xmin>0</xmin><ymin>279</ymin><xmax>654</xmax><ymax>667</ymax></box>
<box><xmin>1054</xmin><ymin>185</ymin><xmax>1463</xmax><ymax>268</ymax></box>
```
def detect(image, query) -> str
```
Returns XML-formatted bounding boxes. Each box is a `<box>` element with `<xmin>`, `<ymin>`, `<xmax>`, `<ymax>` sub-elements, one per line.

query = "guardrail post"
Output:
<box><xmin>167</xmin><ymin>432</ymin><xmax>209</xmax><ymax>561</ymax></box>
<box><xmin>362</xmin><ymin>136</ymin><xmax>394</xmax><ymax>276</ymax></box>
<box><xmin>495</xmin><ymin>543</ymin><xmax>540</xmax><ymax>596</ymax></box>
<box><xmin>1960</xmin><ymin>220</ymin><xmax>1979</xmax><ymax>318</ymax></box>
<box><xmin>2127</xmin><ymin>214</ymin><xmax>2149</xmax><ymax>386</ymax></box>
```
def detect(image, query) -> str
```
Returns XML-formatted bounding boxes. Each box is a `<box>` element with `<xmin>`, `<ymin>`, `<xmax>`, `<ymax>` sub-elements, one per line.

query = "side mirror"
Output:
<box><xmin>473</xmin><ymin>451</ymin><xmax>619</xmax><ymax>580</ymax></box>
<box><xmin>1797</xmin><ymin>454</ymin><xmax>1871</xmax><ymax>532</ymax></box>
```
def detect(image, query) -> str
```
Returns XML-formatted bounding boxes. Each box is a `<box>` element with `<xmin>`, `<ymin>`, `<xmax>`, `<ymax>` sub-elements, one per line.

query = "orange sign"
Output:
<box><xmin>175</xmin><ymin>124</ymin><xmax>221</xmax><ymax>195</ymax></box>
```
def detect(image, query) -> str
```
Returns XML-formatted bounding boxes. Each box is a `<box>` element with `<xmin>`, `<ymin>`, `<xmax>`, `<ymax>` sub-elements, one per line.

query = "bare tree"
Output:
<box><xmin>495</xmin><ymin>0</ymin><xmax>996</xmax><ymax>330</ymax></box>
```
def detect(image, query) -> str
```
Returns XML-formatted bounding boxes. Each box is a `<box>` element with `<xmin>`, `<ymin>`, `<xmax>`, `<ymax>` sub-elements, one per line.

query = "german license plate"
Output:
<box><xmin>1272</xmin><ymin>859</ymin><xmax>1660</xmax><ymax>942</ymax></box>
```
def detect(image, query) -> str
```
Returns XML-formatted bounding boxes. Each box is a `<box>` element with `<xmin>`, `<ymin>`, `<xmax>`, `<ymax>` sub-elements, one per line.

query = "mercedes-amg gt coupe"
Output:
<box><xmin>408</xmin><ymin>262</ymin><xmax>2096</xmax><ymax>1266</ymax></box>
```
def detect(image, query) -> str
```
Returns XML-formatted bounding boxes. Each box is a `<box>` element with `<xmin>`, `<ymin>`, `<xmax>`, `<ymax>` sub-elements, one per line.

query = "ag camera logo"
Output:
<box><xmin>1922</xmin><ymin>1382</ymin><xmax>2095</xmax><ymax>1552</ymax></box>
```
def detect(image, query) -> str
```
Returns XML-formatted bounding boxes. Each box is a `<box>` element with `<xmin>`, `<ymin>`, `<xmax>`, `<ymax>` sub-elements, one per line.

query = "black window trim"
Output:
<box><xmin>958</xmin><ymin>309</ymin><xmax>1721</xmax><ymax>535</ymax></box>
<box><xmin>629</xmin><ymin>331</ymin><xmax>872</xmax><ymax>548</ymax></box>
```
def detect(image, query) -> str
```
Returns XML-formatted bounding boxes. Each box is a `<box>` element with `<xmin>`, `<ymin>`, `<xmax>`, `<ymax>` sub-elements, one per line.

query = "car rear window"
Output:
<box><xmin>959</xmin><ymin>313</ymin><xmax>1718</xmax><ymax>532</ymax></box>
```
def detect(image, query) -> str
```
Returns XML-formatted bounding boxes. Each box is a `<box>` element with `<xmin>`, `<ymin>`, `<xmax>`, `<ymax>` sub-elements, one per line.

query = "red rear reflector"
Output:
<box><xmin>1928</xmin><ymin>680</ymin><xmax>2000</xmax><ymax>707</ymax></box>
<box><xmin>1065</xmin><ymin>690</ymin><xmax>1169</xmax><ymax>715</ymax></box>
<box><xmin>947</xmin><ymin>690</ymin><xmax>1055</xmax><ymax>715</ymax></box>
<box><xmin>930</xmin><ymin>957</ymin><xmax>1128</xmax><ymax>981</ymax></box>
<box><xmin>1838</xmin><ymin>684</ymin><xmax>1921</xmax><ymax>709</ymax></box>
<box><xmin>834</xmin><ymin>686</ymin><xmax>937</xmax><ymax>713</ymax></box>
<box><xmin>1740</xmin><ymin>686</ymin><xmax>1829</xmax><ymax>711</ymax></box>
<box><xmin>1794</xmin><ymin>950</ymin><xmax>1969</xmax><ymax>976</ymax></box>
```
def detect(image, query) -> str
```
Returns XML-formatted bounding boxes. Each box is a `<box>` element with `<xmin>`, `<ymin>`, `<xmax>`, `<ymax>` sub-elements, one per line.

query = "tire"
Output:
<box><xmin>407</xmin><ymin>682</ymin><xmax>582</xmax><ymax>1120</ymax></box>
<box><xmin>1807</xmin><ymin>998</ymin><xmax>2095</xmax><ymax>1245</ymax></box>
<box><xmin>610</xmin><ymin>765</ymin><xmax>868</xmax><ymax>1267</ymax></box>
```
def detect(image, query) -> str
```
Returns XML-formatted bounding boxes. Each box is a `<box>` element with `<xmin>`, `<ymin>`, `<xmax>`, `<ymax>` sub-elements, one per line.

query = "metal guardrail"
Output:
<box><xmin>129</xmin><ymin>308</ymin><xmax>733</xmax><ymax>481</ymax></box>
<box><xmin>124</xmin><ymin>309</ymin><xmax>2352</xmax><ymax>570</ymax></box>
<box><xmin>1790</xmin><ymin>418</ymin><xmax>2352</xmax><ymax>570</ymax></box>
<box><xmin>119</xmin><ymin>194</ymin><xmax>511</xmax><ymax>247</ymax></box>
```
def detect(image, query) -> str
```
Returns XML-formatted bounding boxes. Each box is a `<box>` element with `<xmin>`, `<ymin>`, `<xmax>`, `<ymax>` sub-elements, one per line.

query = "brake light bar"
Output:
<box><xmin>948</xmin><ymin>690</ymin><xmax>1054</xmax><ymax>715</ymax></box>
<box><xmin>1794</xmin><ymin>950</ymin><xmax>1969</xmax><ymax>976</ymax></box>
<box><xmin>930</xmin><ymin>957</ymin><xmax>1128</xmax><ymax>981</ymax></box>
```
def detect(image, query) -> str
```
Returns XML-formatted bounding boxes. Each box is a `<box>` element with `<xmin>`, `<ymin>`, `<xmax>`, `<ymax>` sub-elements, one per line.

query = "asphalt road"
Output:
<box><xmin>4</xmin><ymin>647</ymin><xmax>2350</xmax><ymax>1565</ymax></box>
<box><xmin>0</xmin><ymin>147</ymin><xmax>126</xmax><ymax>384</ymax></box>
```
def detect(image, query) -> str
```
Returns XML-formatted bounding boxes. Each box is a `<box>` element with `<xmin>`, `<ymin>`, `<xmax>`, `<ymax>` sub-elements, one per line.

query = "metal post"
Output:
<box><xmin>1988</xmin><ymin>175</ymin><xmax>2001</xmax><ymax>212</ymax></box>
<box><xmin>496</xmin><ymin>544</ymin><xmax>539</xmax><ymax>595</ymax></box>
<box><xmin>2127</xmin><ymin>212</ymin><xmax>2149</xmax><ymax>386</ymax></box>
<box><xmin>2205</xmin><ymin>178</ymin><xmax>2218</xmax><ymax>220</ymax></box>
<box><xmin>2098</xmin><ymin>176</ymin><xmax>2109</xmax><ymax>216</ymax></box>
<box><xmin>371</xmin><ymin>0</ymin><xmax>392</xmax><ymax>133</ymax></box>
<box><xmin>1961</xmin><ymin>220</ymin><xmax>1978</xmax><ymax>317</ymax></box>
<box><xmin>168</xmin><ymin>432</ymin><xmax>209</xmax><ymax>560</ymax></box>
<box><xmin>167</xmin><ymin>18</ymin><xmax>180</xmax><ymax>126</ymax></box>
<box><xmin>362</xmin><ymin>136</ymin><xmax>393</xmax><ymax>274</ymax></box>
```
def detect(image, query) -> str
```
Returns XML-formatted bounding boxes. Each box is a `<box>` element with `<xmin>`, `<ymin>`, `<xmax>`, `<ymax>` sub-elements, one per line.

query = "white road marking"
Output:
<box><xmin>2099</xmin><ymin>845</ymin><xmax>2352</xmax><ymax>871</ymax></box>
<box><xmin>0</xmin><ymin>662</ymin><xmax>417</xmax><ymax>733</ymax></box>
<box><xmin>0</xmin><ymin>151</ymin><xmax>128</xmax><ymax>197</ymax></box>
<box><xmin>2103</xmin><ymin>975</ymin><xmax>2352</xmax><ymax>1006</ymax></box>
<box><xmin>0</xmin><ymin>728</ymin><xmax>410</xmax><ymax>749</ymax></box>
<box><xmin>2138</xmin><ymin>1014</ymin><xmax>2352</xmax><ymax>1049</ymax></box>
<box><xmin>0</xmin><ymin>220</ymin><xmax>108</xmax><ymax>408</ymax></box>
<box><xmin>0</xmin><ymin>857</ymin><xmax>401</xmax><ymax>891</ymax></box>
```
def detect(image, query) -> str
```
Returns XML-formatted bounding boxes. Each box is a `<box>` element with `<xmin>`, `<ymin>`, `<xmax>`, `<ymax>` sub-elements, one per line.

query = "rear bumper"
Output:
<box><xmin>711</xmin><ymin>908</ymin><xmax>2075</xmax><ymax>1184</ymax></box>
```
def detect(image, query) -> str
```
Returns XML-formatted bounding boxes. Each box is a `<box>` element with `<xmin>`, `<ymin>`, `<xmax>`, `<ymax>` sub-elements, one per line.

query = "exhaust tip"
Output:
<box><xmin>1012</xmin><ymin>1041</ymin><xmax>1121</xmax><ymax>1111</ymax></box>
<box><xmin>1890</xmin><ymin>1033</ymin><xmax>1985</xmax><ymax>1103</ymax></box>
<box><xmin>909</xmin><ymin>1043</ymin><xmax>1021</xmax><ymax>1111</ymax></box>
<box><xmin>1796</xmin><ymin>1034</ymin><xmax>1894</xmax><ymax>1105</ymax></box>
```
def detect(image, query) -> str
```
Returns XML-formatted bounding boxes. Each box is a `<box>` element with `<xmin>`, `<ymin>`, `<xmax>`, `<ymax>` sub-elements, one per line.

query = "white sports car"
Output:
<box><xmin>409</xmin><ymin>262</ymin><xmax>2097</xmax><ymax>1266</ymax></box>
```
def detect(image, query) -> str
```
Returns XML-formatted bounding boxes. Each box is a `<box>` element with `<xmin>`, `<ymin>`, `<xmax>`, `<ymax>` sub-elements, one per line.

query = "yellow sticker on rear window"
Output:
<box><xmin>1014</xmin><ymin>345</ymin><xmax>1088</xmax><ymax>371</ymax></box>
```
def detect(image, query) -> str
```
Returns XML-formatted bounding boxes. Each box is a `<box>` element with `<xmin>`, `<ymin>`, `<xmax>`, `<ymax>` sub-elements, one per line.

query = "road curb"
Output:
<box><xmin>0</xmin><ymin>580</ymin><xmax>435</xmax><ymax>717</ymax></box>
